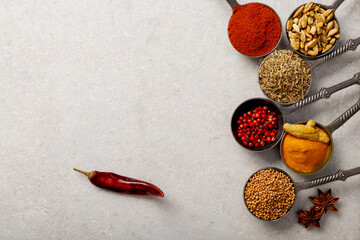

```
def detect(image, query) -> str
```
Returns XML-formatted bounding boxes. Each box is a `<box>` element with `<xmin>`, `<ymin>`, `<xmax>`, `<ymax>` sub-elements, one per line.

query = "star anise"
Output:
<box><xmin>297</xmin><ymin>207</ymin><xmax>322</xmax><ymax>228</ymax></box>
<box><xmin>309</xmin><ymin>189</ymin><xmax>339</xmax><ymax>215</ymax></box>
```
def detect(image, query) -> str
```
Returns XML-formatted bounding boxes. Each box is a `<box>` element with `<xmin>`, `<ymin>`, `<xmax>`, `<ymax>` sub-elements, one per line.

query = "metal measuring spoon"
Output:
<box><xmin>231</xmin><ymin>73</ymin><xmax>360</xmax><ymax>151</ymax></box>
<box><xmin>258</xmin><ymin>37</ymin><xmax>360</xmax><ymax>105</ymax></box>
<box><xmin>225</xmin><ymin>0</ymin><xmax>282</xmax><ymax>58</ymax></box>
<box><xmin>280</xmin><ymin>97</ymin><xmax>360</xmax><ymax>175</ymax></box>
<box><xmin>244</xmin><ymin>166</ymin><xmax>360</xmax><ymax>221</ymax></box>
<box><xmin>286</xmin><ymin>0</ymin><xmax>345</xmax><ymax>59</ymax></box>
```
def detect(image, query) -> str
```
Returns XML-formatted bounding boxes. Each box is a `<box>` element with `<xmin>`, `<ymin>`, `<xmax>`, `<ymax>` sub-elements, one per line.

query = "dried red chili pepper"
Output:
<box><xmin>74</xmin><ymin>168</ymin><xmax>164</xmax><ymax>197</ymax></box>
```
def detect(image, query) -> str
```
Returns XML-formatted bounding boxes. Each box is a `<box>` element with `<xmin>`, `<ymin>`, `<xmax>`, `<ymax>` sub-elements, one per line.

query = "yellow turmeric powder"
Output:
<box><xmin>282</xmin><ymin>127</ymin><xmax>330</xmax><ymax>173</ymax></box>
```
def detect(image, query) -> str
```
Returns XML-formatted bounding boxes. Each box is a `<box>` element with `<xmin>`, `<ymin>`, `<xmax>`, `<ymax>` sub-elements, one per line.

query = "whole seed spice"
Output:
<box><xmin>298</xmin><ymin>189</ymin><xmax>339</xmax><ymax>229</ymax></box>
<box><xmin>287</xmin><ymin>2</ymin><xmax>339</xmax><ymax>56</ymax></box>
<box><xmin>258</xmin><ymin>50</ymin><xmax>311</xmax><ymax>103</ymax></box>
<box><xmin>237</xmin><ymin>106</ymin><xmax>278</xmax><ymax>148</ymax></box>
<box><xmin>309</xmin><ymin>189</ymin><xmax>339</xmax><ymax>215</ymax></box>
<box><xmin>297</xmin><ymin>208</ymin><xmax>322</xmax><ymax>228</ymax></box>
<box><xmin>244</xmin><ymin>169</ymin><xmax>295</xmax><ymax>220</ymax></box>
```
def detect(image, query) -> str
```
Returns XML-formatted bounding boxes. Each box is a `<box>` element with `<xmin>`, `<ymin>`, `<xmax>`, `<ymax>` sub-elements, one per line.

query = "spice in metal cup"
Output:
<box><xmin>227</xmin><ymin>2</ymin><xmax>282</xmax><ymax>57</ymax></box>
<box><xmin>231</xmin><ymin>73</ymin><xmax>360</xmax><ymax>151</ymax></box>
<box><xmin>231</xmin><ymin>98</ymin><xmax>284</xmax><ymax>152</ymax></box>
<box><xmin>244</xmin><ymin>166</ymin><xmax>360</xmax><ymax>221</ymax></box>
<box><xmin>280</xmin><ymin>98</ymin><xmax>360</xmax><ymax>175</ymax></box>
<box><xmin>286</xmin><ymin>0</ymin><xmax>345</xmax><ymax>59</ymax></box>
<box><xmin>235</xmin><ymin>106</ymin><xmax>279</xmax><ymax>148</ymax></box>
<box><xmin>258</xmin><ymin>50</ymin><xmax>312</xmax><ymax>104</ymax></box>
<box><xmin>281</xmin><ymin>123</ymin><xmax>331</xmax><ymax>174</ymax></box>
<box><xmin>244</xmin><ymin>168</ymin><xmax>296</xmax><ymax>220</ymax></box>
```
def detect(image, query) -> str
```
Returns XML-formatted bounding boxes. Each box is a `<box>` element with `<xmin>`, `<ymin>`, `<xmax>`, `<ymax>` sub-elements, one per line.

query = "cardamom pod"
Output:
<box><xmin>327</xmin><ymin>28</ymin><xmax>338</xmax><ymax>37</ymax></box>
<box><xmin>323</xmin><ymin>9</ymin><xmax>333</xmax><ymax>17</ymax></box>
<box><xmin>293</xmin><ymin>6</ymin><xmax>304</xmax><ymax>18</ymax></box>
<box><xmin>326</xmin><ymin>21</ymin><xmax>334</xmax><ymax>31</ymax></box>
<box><xmin>287</xmin><ymin>19</ymin><xmax>293</xmax><ymax>32</ymax></box>
<box><xmin>293</xmin><ymin>24</ymin><xmax>301</xmax><ymax>33</ymax></box>
<box><xmin>311</xmin><ymin>26</ymin><xmax>316</xmax><ymax>35</ymax></box>
<box><xmin>303</xmin><ymin>2</ymin><xmax>314</xmax><ymax>13</ymax></box>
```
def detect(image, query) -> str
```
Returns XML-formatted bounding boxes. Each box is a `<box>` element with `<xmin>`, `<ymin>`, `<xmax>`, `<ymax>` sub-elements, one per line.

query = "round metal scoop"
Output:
<box><xmin>280</xmin><ymin>98</ymin><xmax>360</xmax><ymax>175</ymax></box>
<box><xmin>225</xmin><ymin>0</ymin><xmax>282</xmax><ymax>58</ymax></box>
<box><xmin>258</xmin><ymin>37</ymin><xmax>360</xmax><ymax>105</ymax></box>
<box><xmin>231</xmin><ymin>73</ymin><xmax>360</xmax><ymax>151</ymax></box>
<box><xmin>285</xmin><ymin>0</ymin><xmax>345</xmax><ymax>59</ymax></box>
<box><xmin>244</xmin><ymin>166</ymin><xmax>360</xmax><ymax>221</ymax></box>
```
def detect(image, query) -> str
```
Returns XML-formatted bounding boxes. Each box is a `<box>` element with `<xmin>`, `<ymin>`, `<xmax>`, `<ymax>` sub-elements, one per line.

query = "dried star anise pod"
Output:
<box><xmin>309</xmin><ymin>189</ymin><xmax>339</xmax><ymax>215</ymax></box>
<box><xmin>297</xmin><ymin>208</ymin><xmax>322</xmax><ymax>228</ymax></box>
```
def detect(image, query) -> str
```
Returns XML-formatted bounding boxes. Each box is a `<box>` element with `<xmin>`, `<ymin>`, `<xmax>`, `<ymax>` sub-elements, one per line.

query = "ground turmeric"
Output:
<box><xmin>282</xmin><ymin>127</ymin><xmax>330</xmax><ymax>173</ymax></box>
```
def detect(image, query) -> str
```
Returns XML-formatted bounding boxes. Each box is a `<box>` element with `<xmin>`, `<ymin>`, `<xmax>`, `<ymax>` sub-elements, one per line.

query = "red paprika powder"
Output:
<box><xmin>228</xmin><ymin>3</ymin><xmax>281</xmax><ymax>57</ymax></box>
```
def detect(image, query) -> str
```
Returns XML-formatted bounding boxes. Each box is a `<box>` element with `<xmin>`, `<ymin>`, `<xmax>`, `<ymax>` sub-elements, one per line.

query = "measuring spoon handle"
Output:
<box><xmin>296</xmin><ymin>167</ymin><xmax>360</xmax><ymax>192</ymax></box>
<box><xmin>326</xmin><ymin>98</ymin><xmax>360</xmax><ymax>133</ymax></box>
<box><xmin>283</xmin><ymin>73</ymin><xmax>360</xmax><ymax>115</ymax></box>
<box><xmin>311</xmin><ymin>37</ymin><xmax>360</xmax><ymax>68</ymax></box>
<box><xmin>328</xmin><ymin>0</ymin><xmax>345</xmax><ymax>11</ymax></box>
<box><xmin>226</xmin><ymin>0</ymin><xmax>239</xmax><ymax>8</ymax></box>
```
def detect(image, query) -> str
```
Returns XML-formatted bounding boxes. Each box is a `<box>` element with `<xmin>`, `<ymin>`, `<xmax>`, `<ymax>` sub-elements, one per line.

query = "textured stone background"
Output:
<box><xmin>0</xmin><ymin>0</ymin><xmax>359</xmax><ymax>239</ymax></box>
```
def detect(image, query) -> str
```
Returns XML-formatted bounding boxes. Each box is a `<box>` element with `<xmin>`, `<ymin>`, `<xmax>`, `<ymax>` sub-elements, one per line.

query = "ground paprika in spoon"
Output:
<box><xmin>74</xmin><ymin>168</ymin><xmax>164</xmax><ymax>197</ymax></box>
<box><xmin>228</xmin><ymin>3</ymin><xmax>281</xmax><ymax>57</ymax></box>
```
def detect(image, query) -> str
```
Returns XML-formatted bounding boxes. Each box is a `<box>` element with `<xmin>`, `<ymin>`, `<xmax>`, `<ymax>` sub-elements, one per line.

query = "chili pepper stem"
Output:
<box><xmin>73</xmin><ymin>168</ymin><xmax>94</xmax><ymax>180</ymax></box>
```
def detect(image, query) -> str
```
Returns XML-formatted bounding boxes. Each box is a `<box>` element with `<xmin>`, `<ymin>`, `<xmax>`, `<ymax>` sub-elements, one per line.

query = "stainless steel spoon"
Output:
<box><xmin>258</xmin><ymin>37</ymin><xmax>360</xmax><ymax>105</ymax></box>
<box><xmin>225</xmin><ymin>0</ymin><xmax>282</xmax><ymax>58</ymax></box>
<box><xmin>231</xmin><ymin>73</ymin><xmax>360</xmax><ymax>151</ymax></box>
<box><xmin>280</xmin><ymin>97</ymin><xmax>360</xmax><ymax>175</ymax></box>
<box><xmin>244</xmin><ymin>166</ymin><xmax>360</xmax><ymax>221</ymax></box>
<box><xmin>286</xmin><ymin>0</ymin><xmax>345</xmax><ymax>59</ymax></box>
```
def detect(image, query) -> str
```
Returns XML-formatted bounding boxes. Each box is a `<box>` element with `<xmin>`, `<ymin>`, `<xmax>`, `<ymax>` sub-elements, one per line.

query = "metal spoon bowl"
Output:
<box><xmin>280</xmin><ymin>98</ymin><xmax>360</xmax><ymax>175</ymax></box>
<box><xmin>285</xmin><ymin>0</ymin><xmax>344</xmax><ymax>59</ymax></box>
<box><xmin>231</xmin><ymin>73</ymin><xmax>360</xmax><ymax>151</ymax></box>
<box><xmin>226</xmin><ymin>0</ymin><xmax>282</xmax><ymax>58</ymax></box>
<box><xmin>231</xmin><ymin>98</ymin><xmax>284</xmax><ymax>152</ymax></box>
<box><xmin>244</xmin><ymin>165</ymin><xmax>360</xmax><ymax>221</ymax></box>
<box><xmin>258</xmin><ymin>38</ymin><xmax>360</xmax><ymax>105</ymax></box>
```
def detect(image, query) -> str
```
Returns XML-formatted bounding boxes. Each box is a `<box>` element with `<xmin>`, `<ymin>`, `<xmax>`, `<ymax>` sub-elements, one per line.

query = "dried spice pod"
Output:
<box><xmin>74</xmin><ymin>168</ymin><xmax>164</xmax><ymax>197</ymax></box>
<box><xmin>298</xmin><ymin>189</ymin><xmax>339</xmax><ymax>229</ymax></box>
<box><xmin>286</xmin><ymin>0</ymin><xmax>344</xmax><ymax>58</ymax></box>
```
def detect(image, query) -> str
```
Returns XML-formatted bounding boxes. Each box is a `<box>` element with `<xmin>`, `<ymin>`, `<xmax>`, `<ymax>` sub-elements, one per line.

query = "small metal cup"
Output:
<box><xmin>226</xmin><ymin>1</ymin><xmax>282</xmax><ymax>58</ymax></box>
<box><xmin>285</xmin><ymin>0</ymin><xmax>345</xmax><ymax>59</ymax></box>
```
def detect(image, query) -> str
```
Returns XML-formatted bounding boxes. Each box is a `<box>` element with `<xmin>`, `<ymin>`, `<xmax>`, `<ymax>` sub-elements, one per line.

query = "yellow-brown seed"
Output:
<box><xmin>244</xmin><ymin>169</ymin><xmax>296</xmax><ymax>220</ymax></box>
